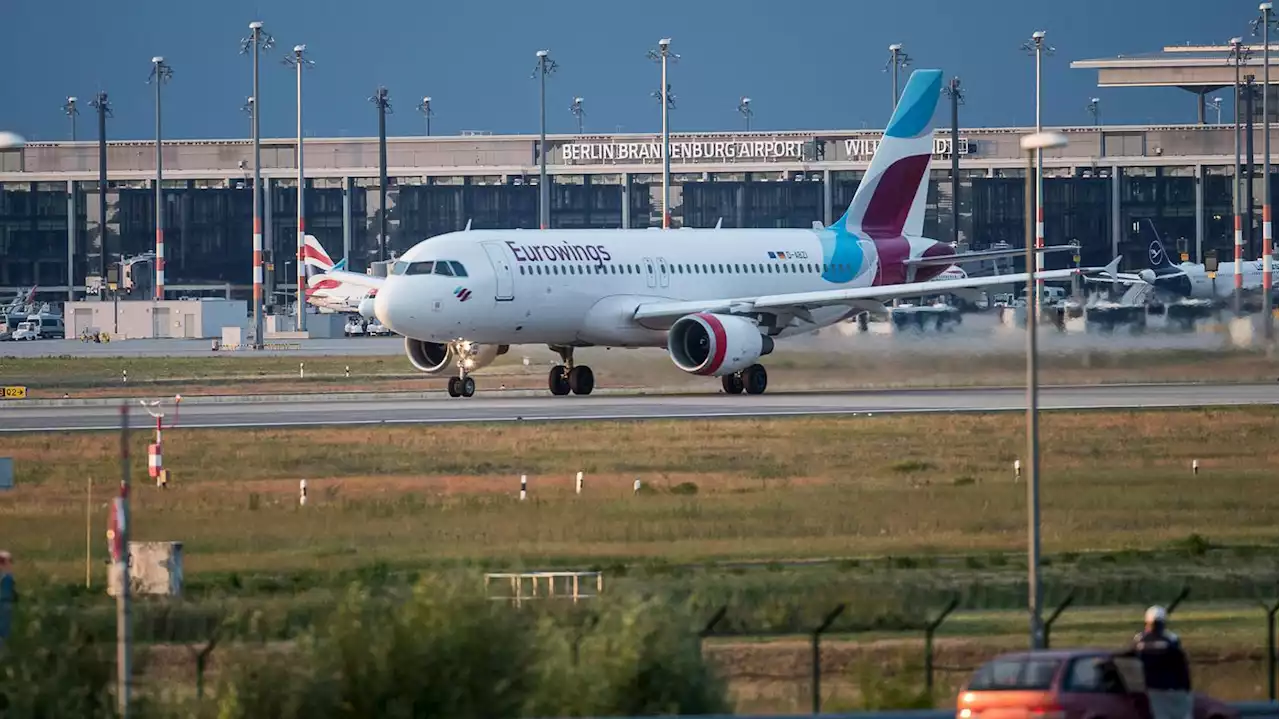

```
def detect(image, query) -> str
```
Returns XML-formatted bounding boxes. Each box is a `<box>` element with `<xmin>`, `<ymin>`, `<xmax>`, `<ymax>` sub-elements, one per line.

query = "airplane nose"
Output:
<box><xmin>373</xmin><ymin>286</ymin><xmax>398</xmax><ymax>330</ymax></box>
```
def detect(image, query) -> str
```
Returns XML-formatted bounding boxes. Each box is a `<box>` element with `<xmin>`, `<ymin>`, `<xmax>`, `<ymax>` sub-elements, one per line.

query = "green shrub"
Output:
<box><xmin>0</xmin><ymin>603</ymin><xmax>128</xmax><ymax>718</ymax></box>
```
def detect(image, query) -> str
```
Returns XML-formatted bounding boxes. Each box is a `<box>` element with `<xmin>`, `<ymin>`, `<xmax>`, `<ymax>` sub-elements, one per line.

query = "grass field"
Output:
<box><xmin>2</xmin><ymin>344</ymin><xmax>1275</xmax><ymax>398</ymax></box>
<box><xmin>2</xmin><ymin>406</ymin><xmax>1274</xmax><ymax>582</ymax></box>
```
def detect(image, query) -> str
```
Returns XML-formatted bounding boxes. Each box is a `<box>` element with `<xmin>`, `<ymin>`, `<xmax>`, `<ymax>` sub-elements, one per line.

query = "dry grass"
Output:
<box><xmin>2</xmin><ymin>344</ymin><xmax>1275</xmax><ymax>398</ymax></box>
<box><xmin>0</xmin><ymin>407</ymin><xmax>1274</xmax><ymax>582</ymax></box>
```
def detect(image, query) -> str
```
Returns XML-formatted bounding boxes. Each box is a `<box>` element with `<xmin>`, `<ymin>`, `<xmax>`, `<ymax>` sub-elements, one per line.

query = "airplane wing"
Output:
<box><xmin>632</xmin><ymin>258</ymin><xmax>1120</xmax><ymax>324</ymax></box>
<box><xmin>905</xmin><ymin>244</ymin><xmax>1079</xmax><ymax>270</ymax></box>
<box><xmin>320</xmin><ymin>269</ymin><xmax>386</xmax><ymax>290</ymax></box>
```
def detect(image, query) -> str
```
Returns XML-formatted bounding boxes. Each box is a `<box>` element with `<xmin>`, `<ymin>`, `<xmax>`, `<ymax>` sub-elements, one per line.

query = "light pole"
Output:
<box><xmin>1256</xmin><ymin>4</ymin><xmax>1275</xmax><ymax>336</ymax></box>
<box><xmin>648</xmin><ymin>38</ymin><xmax>678</xmax><ymax>229</ymax></box>
<box><xmin>1087</xmin><ymin>97</ymin><xmax>1101</xmax><ymax>126</ymax></box>
<box><xmin>417</xmin><ymin>96</ymin><xmax>434</xmax><ymax>136</ymax></box>
<box><xmin>942</xmin><ymin>78</ymin><xmax>964</xmax><ymax>247</ymax></box>
<box><xmin>148</xmin><ymin>57</ymin><xmax>172</xmax><ymax>302</ymax></box>
<box><xmin>570</xmin><ymin>96</ymin><xmax>585</xmax><ymax>134</ymax></box>
<box><xmin>738</xmin><ymin>96</ymin><xmax>753</xmax><ymax>131</ymax></box>
<box><xmin>284</xmin><ymin>44</ymin><xmax>313</xmax><ymax>332</ymax></box>
<box><xmin>90</xmin><ymin>92</ymin><xmax>111</xmax><ymax>292</ymax></box>
<box><xmin>1208</xmin><ymin>96</ymin><xmax>1224</xmax><ymax>124</ymax></box>
<box><xmin>369</xmin><ymin>86</ymin><xmax>392</xmax><ymax>262</ymax></box>
<box><xmin>533</xmin><ymin>50</ymin><xmax>557</xmax><ymax>229</ymax></box>
<box><xmin>1228</xmin><ymin>37</ymin><xmax>1251</xmax><ymax>315</ymax></box>
<box><xmin>241</xmin><ymin>96</ymin><xmax>254</xmax><ymax>138</ymax></box>
<box><xmin>1019</xmin><ymin>129</ymin><xmax>1069</xmax><ymax>652</ymax></box>
<box><xmin>63</xmin><ymin>97</ymin><xmax>79</xmax><ymax>141</ymax></box>
<box><xmin>886</xmin><ymin>43</ymin><xmax>911</xmax><ymax>110</ymax></box>
<box><xmin>1022</xmin><ymin>30</ymin><xmax>1054</xmax><ymax>318</ymax></box>
<box><xmin>241</xmin><ymin>21</ymin><xmax>274</xmax><ymax>350</ymax></box>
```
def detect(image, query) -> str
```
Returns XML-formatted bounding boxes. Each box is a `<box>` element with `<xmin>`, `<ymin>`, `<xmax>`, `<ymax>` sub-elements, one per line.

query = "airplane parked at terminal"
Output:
<box><xmin>1090</xmin><ymin>219</ymin><xmax>1277</xmax><ymax>300</ymax></box>
<box><xmin>322</xmin><ymin>69</ymin><xmax>1118</xmax><ymax>398</ymax></box>
<box><xmin>302</xmin><ymin>236</ymin><xmax>376</xmax><ymax>313</ymax></box>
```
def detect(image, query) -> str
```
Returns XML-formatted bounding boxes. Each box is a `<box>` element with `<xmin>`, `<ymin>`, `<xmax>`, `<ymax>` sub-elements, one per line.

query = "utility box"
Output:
<box><xmin>0</xmin><ymin>457</ymin><xmax>12</xmax><ymax>490</ymax></box>
<box><xmin>107</xmin><ymin>541</ymin><xmax>184</xmax><ymax>597</ymax></box>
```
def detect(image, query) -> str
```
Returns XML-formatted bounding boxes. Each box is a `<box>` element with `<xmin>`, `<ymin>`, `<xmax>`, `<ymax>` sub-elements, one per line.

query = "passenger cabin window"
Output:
<box><xmin>405</xmin><ymin>261</ymin><xmax>434</xmax><ymax>275</ymax></box>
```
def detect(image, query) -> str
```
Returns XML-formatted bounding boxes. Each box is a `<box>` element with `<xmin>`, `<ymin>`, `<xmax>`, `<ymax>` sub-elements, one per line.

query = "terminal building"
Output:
<box><xmin>0</xmin><ymin>43</ymin><xmax>1275</xmax><ymax>303</ymax></box>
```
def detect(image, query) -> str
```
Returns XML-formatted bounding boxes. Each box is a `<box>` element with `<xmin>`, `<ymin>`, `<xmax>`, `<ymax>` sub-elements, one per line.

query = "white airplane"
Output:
<box><xmin>302</xmin><ymin>236</ymin><xmax>377</xmax><ymax>313</ymax></box>
<box><xmin>1088</xmin><ymin>219</ymin><xmax>1277</xmax><ymax>300</ymax></box>
<box><xmin>323</xmin><ymin>69</ymin><xmax>1117</xmax><ymax>398</ymax></box>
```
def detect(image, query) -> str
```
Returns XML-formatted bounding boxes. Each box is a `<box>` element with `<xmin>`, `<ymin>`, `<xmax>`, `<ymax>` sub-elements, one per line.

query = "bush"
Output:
<box><xmin>209</xmin><ymin>577</ymin><xmax>730</xmax><ymax>718</ymax></box>
<box><xmin>0</xmin><ymin>603</ymin><xmax>128</xmax><ymax>718</ymax></box>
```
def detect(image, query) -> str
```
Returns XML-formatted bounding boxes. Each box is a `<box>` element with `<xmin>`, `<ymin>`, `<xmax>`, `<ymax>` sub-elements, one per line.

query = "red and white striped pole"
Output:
<box><xmin>1264</xmin><ymin>203</ymin><xmax>1273</xmax><ymax>299</ymax></box>
<box><xmin>1234</xmin><ymin>213</ymin><xmax>1244</xmax><ymax>294</ymax></box>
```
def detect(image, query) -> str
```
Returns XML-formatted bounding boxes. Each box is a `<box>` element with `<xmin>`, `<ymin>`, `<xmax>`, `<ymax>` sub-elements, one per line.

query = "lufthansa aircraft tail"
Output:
<box><xmin>832</xmin><ymin>68</ymin><xmax>943</xmax><ymax>240</ymax></box>
<box><xmin>1139</xmin><ymin>219</ymin><xmax>1180</xmax><ymax>274</ymax></box>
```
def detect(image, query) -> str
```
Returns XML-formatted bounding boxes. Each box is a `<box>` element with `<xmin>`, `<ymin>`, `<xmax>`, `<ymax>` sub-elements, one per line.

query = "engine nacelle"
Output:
<box><xmin>1138</xmin><ymin>269</ymin><xmax>1157</xmax><ymax>285</ymax></box>
<box><xmin>404</xmin><ymin>338</ymin><xmax>509</xmax><ymax>375</ymax></box>
<box><xmin>667</xmin><ymin>313</ymin><xmax>774</xmax><ymax>377</ymax></box>
<box><xmin>358</xmin><ymin>295</ymin><xmax>377</xmax><ymax>319</ymax></box>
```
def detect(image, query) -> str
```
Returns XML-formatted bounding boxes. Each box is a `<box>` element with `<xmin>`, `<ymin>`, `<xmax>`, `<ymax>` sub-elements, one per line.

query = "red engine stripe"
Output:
<box><xmin>695</xmin><ymin>313</ymin><xmax>728</xmax><ymax>376</ymax></box>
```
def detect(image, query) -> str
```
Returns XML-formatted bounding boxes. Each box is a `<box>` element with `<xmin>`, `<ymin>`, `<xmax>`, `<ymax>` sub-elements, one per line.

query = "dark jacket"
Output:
<box><xmin>1131</xmin><ymin>628</ymin><xmax>1192</xmax><ymax>691</ymax></box>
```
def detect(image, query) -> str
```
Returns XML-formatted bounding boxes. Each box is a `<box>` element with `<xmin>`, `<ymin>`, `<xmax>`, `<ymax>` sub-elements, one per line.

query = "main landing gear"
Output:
<box><xmin>446</xmin><ymin>374</ymin><xmax>475</xmax><ymax>398</ymax></box>
<box><xmin>548</xmin><ymin>346</ymin><xmax>594</xmax><ymax>396</ymax></box>
<box><xmin>720</xmin><ymin>364</ymin><xmax>768</xmax><ymax>395</ymax></box>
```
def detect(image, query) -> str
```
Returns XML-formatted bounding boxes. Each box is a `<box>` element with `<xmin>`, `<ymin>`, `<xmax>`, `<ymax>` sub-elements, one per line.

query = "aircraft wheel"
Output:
<box><xmin>743</xmin><ymin>364</ymin><xmax>768</xmax><ymax>395</ymax></box>
<box><xmin>721</xmin><ymin>373</ymin><xmax>744</xmax><ymax>395</ymax></box>
<box><xmin>548</xmin><ymin>365</ymin><xmax>571</xmax><ymax>396</ymax></box>
<box><xmin>447</xmin><ymin>377</ymin><xmax>461</xmax><ymax>397</ymax></box>
<box><xmin>568</xmin><ymin>365</ymin><xmax>594</xmax><ymax>395</ymax></box>
<box><xmin>460</xmin><ymin>376</ymin><xmax>476</xmax><ymax>398</ymax></box>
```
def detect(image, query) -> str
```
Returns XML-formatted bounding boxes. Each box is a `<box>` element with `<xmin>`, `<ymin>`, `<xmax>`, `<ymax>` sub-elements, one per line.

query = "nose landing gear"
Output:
<box><xmin>548</xmin><ymin>345</ymin><xmax>595</xmax><ymax>396</ymax></box>
<box><xmin>446</xmin><ymin>340</ymin><xmax>478</xmax><ymax>398</ymax></box>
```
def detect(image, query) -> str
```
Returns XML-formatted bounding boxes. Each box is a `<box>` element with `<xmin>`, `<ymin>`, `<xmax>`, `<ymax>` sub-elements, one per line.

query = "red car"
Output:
<box><xmin>958</xmin><ymin>649</ymin><xmax>1239</xmax><ymax>719</ymax></box>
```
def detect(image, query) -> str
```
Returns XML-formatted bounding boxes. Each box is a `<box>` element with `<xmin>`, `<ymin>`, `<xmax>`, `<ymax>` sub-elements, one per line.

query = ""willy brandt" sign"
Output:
<box><xmin>844</xmin><ymin>137</ymin><xmax>970</xmax><ymax>158</ymax></box>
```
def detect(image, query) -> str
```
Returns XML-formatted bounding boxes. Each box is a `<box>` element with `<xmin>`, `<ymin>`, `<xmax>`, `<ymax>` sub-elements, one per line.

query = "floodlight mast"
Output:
<box><xmin>148</xmin><ymin>57</ymin><xmax>173</xmax><ymax>301</ymax></box>
<box><xmin>63</xmin><ymin>96</ymin><xmax>79</xmax><ymax>141</ymax></box>
<box><xmin>1255</xmin><ymin>4</ymin><xmax>1274</xmax><ymax>338</ymax></box>
<box><xmin>241</xmin><ymin>20</ymin><xmax>275</xmax><ymax>350</ymax></box>
<box><xmin>886</xmin><ymin>43</ymin><xmax>912</xmax><ymax>110</ymax></box>
<box><xmin>648</xmin><ymin>38</ymin><xmax>678</xmax><ymax>229</ymax></box>
<box><xmin>90</xmin><ymin>92</ymin><xmax>111</xmax><ymax>290</ymax></box>
<box><xmin>1227</xmin><ymin>37</ymin><xmax>1251</xmax><ymax>315</ymax></box>
<box><xmin>942</xmin><ymin>78</ymin><xmax>964</xmax><ymax>246</ymax></box>
<box><xmin>284</xmin><ymin>44</ymin><xmax>314</xmax><ymax>331</ymax></box>
<box><xmin>1087</xmin><ymin>97</ymin><xmax>1101</xmax><ymax>126</ymax></box>
<box><xmin>533</xmin><ymin>50</ymin><xmax>557</xmax><ymax>229</ymax></box>
<box><xmin>738</xmin><ymin>96</ymin><xmax>753</xmax><ymax>131</ymax></box>
<box><xmin>417</xmin><ymin>96</ymin><xmax>434</xmax><ymax>136</ymax></box>
<box><xmin>570</xmin><ymin>96</ymin><xmax>585</xmax><ymax>134</ymax></box>
<box><xmin>1021</xmin><ymin>30</ymin><xmax>1054</xmax><ymax>318</ymax></box>
<box><xmin>369</xmin><ymin>86</ymin><xmax>392</xmax><ymax>262</ymax></box>
<box><xmin>1208</xmin><ymin>96</ymin><xmax>1223</xmax><ymax>124</ymax></box>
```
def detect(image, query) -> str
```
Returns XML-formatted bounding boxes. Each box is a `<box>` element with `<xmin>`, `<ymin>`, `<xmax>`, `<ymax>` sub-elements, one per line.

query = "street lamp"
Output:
<box><xmin>369</xmin><ymin>86</ymin><xmax>392</xmax><ymax>262</ymax></box>
<box><xmin>1087</xmin><ymin>97</ymin><xmax>1101</xmax><ymax>126</ymax></box>
<box><xmin>648</xmin><ymin>38</ymin><xmax>678</xmax><ymax>229</ymax></box>
<box><xmin>1022</xmin><ymin>30</ymin><xmax>1055</xmax><ymax>318</ymax></box>
<box><xmin>570</xmin><ymin>96</ymin><xmax>585</xmax><ymax>134</ymax></box>
<box><xmin>148</xmin><ymin>56</ymin><xmax>173</xmax><ymax>301</ymax></box>
<box><xmin>284</xmin><ymin>44</ymin><xmax>314</xmax><ymax>332</ymax></box>
<box><xmin>1019</xmin><ymin>129</ymin><xmax>1068</xmax><ymax>652</ymax></box>
<box><xmin>417</xmin><ymin>96</ymin><xmax>434</xmax><ymax>136</ymax></box>
<box><xmin>241</xmin><ymin>20</ymin><xmax>274</xmax><ymax>350</ymax></box>
<box><xmin>1208</xmin><ymin>96</ymin><xmax>1223</xmax><ymax>124</ymax></box>
<box><xmin>737</xmin><ymin>96</ymin><xmax>753</xmax><ymax>131</ymax></box>
<box><xmin>533</xmin><ymin>50</ymin><xmax>557</xmax><ymax>230</ymax></box>
<box><xmin>63</xmin><ymin>97</ymin><xmax>79</xmax><ymax>141</ymax></box>
<box><xmin>886</xmin><ymin>43</ymin><xmax>911</xmax><ymax>110</ymax></box>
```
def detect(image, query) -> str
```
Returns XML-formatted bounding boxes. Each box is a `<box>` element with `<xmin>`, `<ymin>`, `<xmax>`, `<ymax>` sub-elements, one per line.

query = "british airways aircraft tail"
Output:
<box><xmin>832</xmin><ymin>68</ymin><xmax>943</xmax><ymax>240</ymax></box>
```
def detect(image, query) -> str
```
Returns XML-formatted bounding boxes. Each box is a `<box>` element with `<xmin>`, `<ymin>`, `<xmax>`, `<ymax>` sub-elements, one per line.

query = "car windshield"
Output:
<box><xmin>966</xmin><ymin>656</ymin><xmax>1062</xmax><ymax>691</ymax></box>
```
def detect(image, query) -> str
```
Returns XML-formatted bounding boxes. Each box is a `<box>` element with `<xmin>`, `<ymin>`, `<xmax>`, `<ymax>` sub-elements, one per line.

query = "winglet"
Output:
<box><xmin>1103</xmin><ymin>255</ymin><xmax>1121</xmax><ymax>281</ymax></box>
<box><xmin>464</xmin><ymin>219</ymin><xmax>472</xmax><ymax>231</ymax></box>
<box><xmin>715</xmin><ymin>217</ymin><xmax>723</xmax><ymax>229</ymax></box>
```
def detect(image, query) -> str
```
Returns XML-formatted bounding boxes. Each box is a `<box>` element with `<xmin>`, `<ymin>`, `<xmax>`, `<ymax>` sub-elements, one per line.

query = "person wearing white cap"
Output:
<box><xmin>1130</xmin><ymin>605</ymin><xmax>1192</xmax><ymax>719</ymax></box>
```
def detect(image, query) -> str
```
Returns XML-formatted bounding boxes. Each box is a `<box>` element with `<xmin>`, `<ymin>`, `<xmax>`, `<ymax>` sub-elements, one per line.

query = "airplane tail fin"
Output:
<box><xmin>832</xmin><ymin>68</ymin><xmax>943</xmax><ymax>240</ymax></box>
<box><xmin>1140</xmin><ymin>219</ymin><xmax>1179</xmax><ymax>272</ymax></box>
<box><xmin>302</xmin><ymin>235</ymin><xmax>335</xmax><ymax>279</ymax></box>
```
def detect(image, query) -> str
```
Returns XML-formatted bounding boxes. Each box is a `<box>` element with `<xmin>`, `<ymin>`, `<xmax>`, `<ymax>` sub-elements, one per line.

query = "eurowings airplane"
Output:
<box><xmin>302</xmin><ymin>235</ymin><xmax>376</xmax><ymax>313</ymax></box>
<box><xmin>323</xmin><ymin>69</ymin><xmax>1117</xmax><ymax>398</ymax></box>
<box><xmin>1089</xmin><ymin>218</ymin><xmax>1277</xmax><ymax>300</ymax></box>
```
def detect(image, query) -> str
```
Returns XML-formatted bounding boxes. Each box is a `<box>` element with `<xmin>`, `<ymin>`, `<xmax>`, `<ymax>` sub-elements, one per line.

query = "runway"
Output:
<box><xmin>0</xmin><ymin>383</ymin><xmax>1272</xmax><ymax>433</ymax></box>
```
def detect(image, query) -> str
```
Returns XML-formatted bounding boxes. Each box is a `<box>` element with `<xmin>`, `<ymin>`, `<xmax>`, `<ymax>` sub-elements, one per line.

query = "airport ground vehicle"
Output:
<box><xmin>959</xmin><ymin>649</ymin><xmax>1238</xmax><ymax>719</ymax></box>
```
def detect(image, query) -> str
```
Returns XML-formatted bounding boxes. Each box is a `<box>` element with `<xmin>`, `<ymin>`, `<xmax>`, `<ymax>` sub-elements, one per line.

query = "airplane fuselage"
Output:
<box><xmin>375</xmin><ymin>226</ymin><xmax>954</xmax><ymax>347</ymax></box>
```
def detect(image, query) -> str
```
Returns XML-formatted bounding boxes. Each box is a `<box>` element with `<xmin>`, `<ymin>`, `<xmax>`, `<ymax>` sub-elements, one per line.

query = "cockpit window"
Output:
<box><xmin>392</xmin><ymin>261</ymin><xmax>409</xmax><ymax>275</ymax></box>
<box><xmin>405</xmin><ymin>261</ymin><xmax>435</xmax><ymax>276</ymax></box>
<box><xmin>449</xmin><ymin>261</ymin><xmax>468</xmax><ymax>277</ymax></box>
<box><xmin>433</xmin><ymin>262</ymin><xmax>455</xmax><ymax>277</ymax></box>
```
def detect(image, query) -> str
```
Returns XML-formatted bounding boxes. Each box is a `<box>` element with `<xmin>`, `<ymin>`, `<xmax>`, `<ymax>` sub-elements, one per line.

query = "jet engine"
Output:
<box><xmin>358</xmin><ymin>295</ymin><xmax>377</xmax><ymax>319</ymax></box>
<box><xmin>666</xmin><ymin>313</ymin><xmax>773</xmax><ymax>377</ymax></box>
<box><xmin>404</xmin><ymin>338</ymin><xmax>508</xmax><ymax>375</ymax></box>
<box><xmin>1138</xmin><ymin>269</ymin><xmax>1157</xmax><ymax>285</ymax></box>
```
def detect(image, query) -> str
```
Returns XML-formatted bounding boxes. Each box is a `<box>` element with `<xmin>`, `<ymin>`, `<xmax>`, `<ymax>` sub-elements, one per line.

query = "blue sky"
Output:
<box><xmin>0</xmin><ymin>0</ymin><xmax>1267</xmax><ymax>142</ymax></box>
